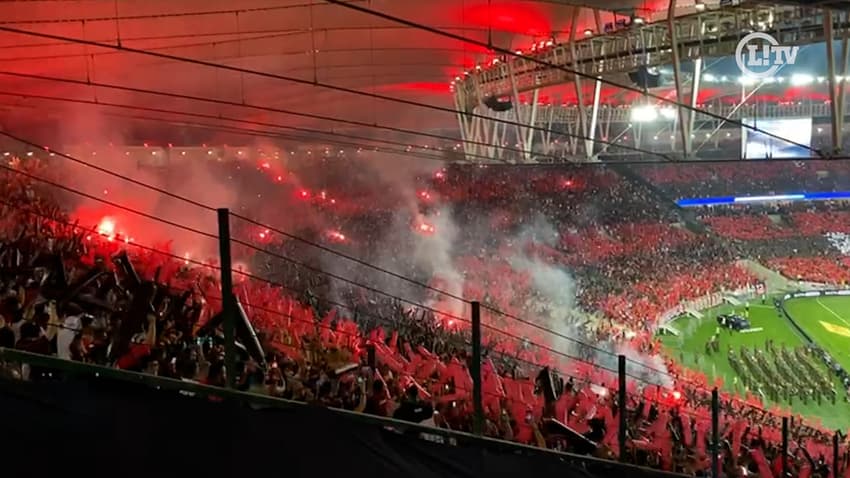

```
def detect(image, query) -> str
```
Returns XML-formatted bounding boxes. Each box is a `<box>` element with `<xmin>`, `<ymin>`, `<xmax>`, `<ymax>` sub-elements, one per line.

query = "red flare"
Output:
<box><xmin>97</xmin><ymin>218</ymin><xmax>116</xmax><ymax>239</ymax></box>
<box><xmin>327</xmin><ymin>230</ymin><xmax>347</xmax><ymax>243</ymax></box>
<box><xmin>416</xmin><ymin>222</ymin><xmax>436</xmax><ymax>235</ymax></box>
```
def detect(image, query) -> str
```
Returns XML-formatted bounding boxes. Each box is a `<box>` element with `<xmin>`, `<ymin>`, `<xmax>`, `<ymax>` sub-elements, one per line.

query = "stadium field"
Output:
<box><xmin>660</xmin><ymin>296</ymin><xmax>850</xmax><ymax>430</ymax></box>
<box><xmin>783</xmin><ymin>296</ymin><xmax>850</xmax><ymax>373</ymax></box>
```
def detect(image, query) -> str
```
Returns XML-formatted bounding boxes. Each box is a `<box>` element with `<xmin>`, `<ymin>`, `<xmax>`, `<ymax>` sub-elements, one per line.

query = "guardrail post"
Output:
<box><xmin>471</xmin><ymin>301</ymin><xmax>483</xmax><ymax>436</ymax></box>
<box><xmin>782</xmin><ymin>416</ymin><xmax>789</xmax><ymax>477</ymax></box>
<box><xmin>834</xmin><ymin>431</ymin><xmax>840</xmax><ymax>478</ymax></box>
<box><xmin>618</xmin><ymin>354</ymin><xmax>627</xmax><ymax>462</ymax></box>
<box><xmin>217</xmin><ymin>208</ymin><xmax>236</xmax><ymax>390</ymax></box>
<box><xmin>712</xmin><ymin>388</ymin><xmax>720</xmax><ymax>478</ymax></box>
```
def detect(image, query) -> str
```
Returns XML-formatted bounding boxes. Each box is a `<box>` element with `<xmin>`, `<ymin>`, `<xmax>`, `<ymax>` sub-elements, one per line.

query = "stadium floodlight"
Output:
<box><xmin>737</xmin><ymin>75</ymin><xmax>757</xmax><ymax>86</ymax></box>
<box><xmin>703</xmin><ymin>73</ymin><xmax>716</xmax><ymax>82</ymax></box>
<box><xmin>659</xmin><ymin>107</ymin><xmax>677</xmax><ymax>120</ymax></box>
<box><xmin>630</xmin><ymin>104</ymin><xmax>658</xmax><ymax>122</ymax></box>
<box><xmin>790</xmin><ymin>73</ymin><xmax>814</xmax><ymax>86</ymax></box>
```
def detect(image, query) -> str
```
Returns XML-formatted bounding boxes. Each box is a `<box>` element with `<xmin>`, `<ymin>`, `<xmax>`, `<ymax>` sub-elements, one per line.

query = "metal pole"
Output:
<box><xmin>695</xmin><ymin>80</ymin><xmax>767</xmax><ymax>153</ymax></box>
<box><xmin>782</xmin><ymin>416</ymin><xmax>789</xmax><ymax>478</ymax></box>
<box><xmin>668</xmin><ymin>0</ymin><xmax>690</xmax><ymax>158</ymax></box>
<box><xmin>525</xmin><ymin>89</ymin><xmax>540</xmax><ymax>161</ymax></box>
<box><xmin>217</xmin><ymin>208</ymin><xmax>236</xmax><ymax>389</ymax></box>
<box><xmin>471</xmin><ymin>301</ymin><xmax>483</xmax><ymax>435</ymax></box>
<box><xmin>826</xmin><ymin>11</ymin><xmax>840</xmax><ymax>154</ymax></box>
<box><xmin>569</xmin><ymin>7</ymin><xmax>591</xmax><ymax>160</ymax></box>
<box><xmin>711</xmin><ymin>388</ymin><xmax>720</xmax><ymax>478</ymax></box>
<box><xmin>593</xmin><ymin>9</ymin><xmax>603</xmax><ymax>35</ymax></box>
<box><xmin>452</xmin><ymin>92</ymin><xmax>472</xmax><ymax>160</ymax></box>
<box><xmin>618</xmin><ymin>354</ymin><xmax>627</xmax><ymax>462</ymax></box>
<box><xmin>588</xmin><ymin>79</ymin><xmax>602</xmax><ymax>159</ymax></box>
<box><xmin>506</xmin><ymin>61</ymin><xmax>527</xmax><ymax>163</ymax></box>
<box><xmin>834</xmin><ymin>432</ymin><xmax>840</xmax><ymax>478</ymax></box>
<box><xmin>839</xmin><ymin>29</ymin><xmax>850</xmax><ymax>151</ymax></box>
<box><xmin>688</xmin><ymin>57</ymin><xmax>702</xmax><ymax>152</ymax></box>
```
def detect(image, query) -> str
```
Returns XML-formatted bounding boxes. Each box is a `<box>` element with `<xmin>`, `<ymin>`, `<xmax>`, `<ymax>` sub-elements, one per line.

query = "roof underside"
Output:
<box><xmin>0</xmin><ymin>0</ymin><xmax>830</xmax><ymax>149</ymax></box>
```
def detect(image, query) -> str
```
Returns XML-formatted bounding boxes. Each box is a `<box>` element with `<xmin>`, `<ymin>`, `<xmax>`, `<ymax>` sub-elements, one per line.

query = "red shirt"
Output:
<box><xmin>116</xmin><ymin>343</ymin><xmax>151</xmax><ymax>369</ymax></box>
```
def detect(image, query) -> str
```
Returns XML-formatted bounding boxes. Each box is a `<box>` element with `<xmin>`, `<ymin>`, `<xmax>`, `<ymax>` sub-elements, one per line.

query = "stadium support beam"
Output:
<box><xmin>668</xmin><ymin>0</ymin><xmax>691</xmax><ymax>159</ymax></box>
<box><xmin>569</xmin><ymin>7</ymin><xmax>591</xmax><ymax>160</ymax></box>
<box><xmin>453</xmin><ymin>92</ymin><xmax>472</xmax><ymax>160</ymax></box>
<box><xmin>825</xmin><ymin>11</ymin><xmax>840</xmax><ymax>155</ymax></box>
<box><xmin>507</xmin><ymin>61</ymin><xmax>529</xmax><ymax>163</ymax></box>
<box><xmin>217</xmin><ymin>208</ymin><xmax>236</xmax><ymax>390</ymax></box>
<box><xmin>689</xmin><ymin>58</ymin><xmax>702</xmax><ymax>148</ymax></box>
<box><xmin>525</xmin><ymin>89</ymin><xmax>540</xmax><ymax>161</ymax></box>
<box><xmin>695</xmin><ymin>83</ymin><xmax>764</xmax><ymax>153</ymax></box>
<box><xmin>838</xmin><ymin>28</ymin><xmax>850</xmax><ymax>151</ymax></box>
<box><xmin>593</xmin><ymin>9</ymin><xmax>603</xmax><ymax>34</ymax></box>
<box><xmin>478</xmin><ymin>108</ymin><xmax>492</xmax><ymax>159</ymax></box>
<box><xmin>540</xmin><ymin>103</ymin><xmax>556</xmax><ymax>157</ymax></box>
<box><xmin>470</xmin><ymin>301</ymin><xmax>483</xmax><ymax>436</ymax></box>
<box><xmin>498</xmin><ymin>117</ymin><xmax>508</xmax><ymax>160</ymax></box>
<box><xmin>491</xmin><ymin>113</ymin><xmax>504</xmax><ymax>160</ymax></box>
<box><xmin>588</xmin><ymin>79</ymin><xmax>602</xmax><ymax>159</ymax></box>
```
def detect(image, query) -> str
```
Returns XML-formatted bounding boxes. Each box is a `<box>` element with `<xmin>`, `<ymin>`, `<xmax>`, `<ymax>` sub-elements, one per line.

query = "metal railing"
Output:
<box><xmin>0</xmin><ymin>346</ymin><xmax>688</xmax><ymax>478</ymax></box>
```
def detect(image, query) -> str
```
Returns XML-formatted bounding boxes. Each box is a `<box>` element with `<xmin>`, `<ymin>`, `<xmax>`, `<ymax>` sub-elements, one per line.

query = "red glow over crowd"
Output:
<box><xmin>2</xmin><ymin>152</ymin><xmax>850</xmax><ymax>477</ymax></box>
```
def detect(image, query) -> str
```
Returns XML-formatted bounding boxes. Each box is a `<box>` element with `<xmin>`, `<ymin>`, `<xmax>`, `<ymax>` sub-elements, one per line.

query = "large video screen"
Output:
<box><xmin>741</xmin><ymin>117</ymin><xmax>812</xmax><ymax>159</ymax></box>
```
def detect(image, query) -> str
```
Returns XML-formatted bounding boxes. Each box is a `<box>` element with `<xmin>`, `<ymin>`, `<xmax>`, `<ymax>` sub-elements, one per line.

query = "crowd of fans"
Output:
<box><xmin>632</xmin><ymin>160</ymin><xmax>850</xmax><ymax>200</ymax></box>
<box><xmin>2</xmin><ymin>153</ymin><xmax>850</xmax><ymax>477</ymax></box>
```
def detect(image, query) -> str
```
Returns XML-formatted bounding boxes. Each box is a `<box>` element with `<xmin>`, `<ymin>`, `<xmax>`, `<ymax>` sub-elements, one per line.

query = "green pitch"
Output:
<box><xmin>660</xmin><ymin>296</ymin><xmax>850</xmax><ymax>431</ymax></box>
<box><xmin>783</xmin><ymin>296</ymin><xmax>850</xmax><ymax>373</ymax></box>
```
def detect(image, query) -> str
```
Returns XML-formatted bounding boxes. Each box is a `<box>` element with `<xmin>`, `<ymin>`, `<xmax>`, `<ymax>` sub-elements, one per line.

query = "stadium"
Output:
<box><xmin>2</xmin><ymin>1</ymin><xmax>850</xmax><ymax>478</ymax></box>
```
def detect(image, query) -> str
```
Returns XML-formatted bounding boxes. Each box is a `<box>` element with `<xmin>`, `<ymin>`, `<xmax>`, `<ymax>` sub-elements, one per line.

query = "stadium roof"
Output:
<box><xmin>0</xmin><ymin>0</ymin><xmax>677</xmax><ymax>145</ymax></box>
<box><xmin>0</xmin><ymin>0</ymin><xmax>838</xmax><ymax>149</ymax></box>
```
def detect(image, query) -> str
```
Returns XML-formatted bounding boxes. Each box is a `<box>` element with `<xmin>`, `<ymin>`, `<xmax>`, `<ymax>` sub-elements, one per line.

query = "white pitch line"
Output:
<box><xmin>815</xmin><ymin>298</ymin><xmax>850</xmax><ymax>329</ymax></box>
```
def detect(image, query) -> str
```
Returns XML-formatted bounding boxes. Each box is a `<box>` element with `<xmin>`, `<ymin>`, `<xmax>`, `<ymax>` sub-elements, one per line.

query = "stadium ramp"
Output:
<box><xmin>738</xmin><ymin>259</ymin><xmax>794</xmax><ymax>291</ymax></box>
